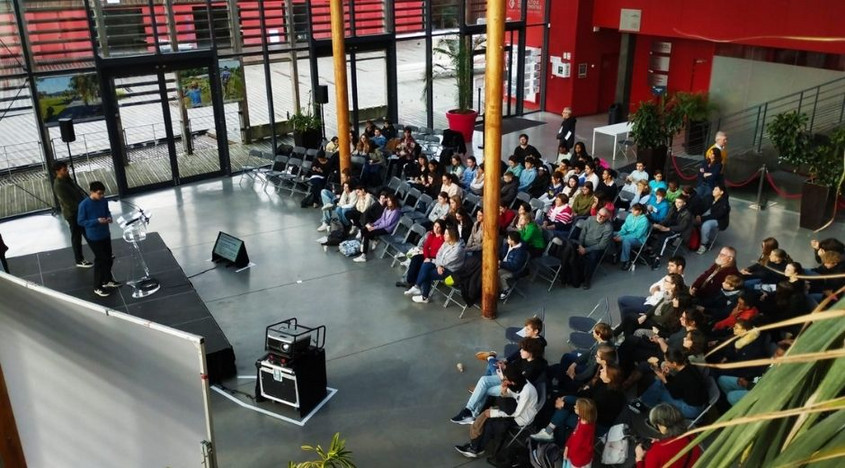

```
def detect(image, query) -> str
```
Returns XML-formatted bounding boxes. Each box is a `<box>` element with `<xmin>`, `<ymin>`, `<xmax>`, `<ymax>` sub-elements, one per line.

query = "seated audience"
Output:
<box><xmin>500</xmin><ymin>171</ymin><xmax>518</xmax><ymax>207</ymax></box>
<box><xmin>739</xmin><ymin>237</ymin><xmax>781</xmax><ymax>288</ymax></box>
<box><xmin>810</xmin><ymin>237</ymin><xmax>845</xmax><ymax>266</ymax></box>
<box><xmin>646</xmin><ymin>188</ymin><xmax>670</xmax><ymax>224</ymax></box>
<box><xmin>711</xmin><ymin>294</ymin><xmax>759</xmax><ymax>335</ymax></box>
<box><xmin>405</xmin><ymin>226</ymin><xmax>464</xmax><ymax>303</ymax></box>
<box><xmin>453</xmin><ymin>365</ymin><xmax>538</xmax><ymax>459</ymax></box>
<box><xmin>498</xmin><ymin>203</ymin><xmax>517</xmax><ymax>234</ymax></box>
<box><xmin>423</xmin><ymin>192</ymin><xmax>451</xmax><ymax>229</ymax></box>
<box><xmin>629</xmin><ymin>160</ymin><xmax>649</xmax><ymax>184</ymax></box>
<box><xmin>616</xmin><ymin>274</ymin><xmax>686</xmax><ymax>340</ymax></box>
<box><xmin>538</xmin><ymin>171</ymin><xmax>566</xmax><ymax>208</ymax></box>
<box><xmin>690</xmin><ymin>246</ymin><xmax>740</xmax><ymax>300</ymax></box>
<box><xmin>718</xmin><ymin>341</ymin><xmax>789</xmax><ymax>406</ymax></box>
<box><xmin>561</xmin><ymin>175</ymin><xmax>579</xmax><ymax>200</ymax></box>
<box><xmin>665</xmin><ymin>180</ymin><xmax>682</xmax><ymax>202</ymax></box>
<box><xmin>570</xmin><ymin>182</ymin><xmax>595</xmax><ymax>216</ymax></box>
<box><xmin>637</xmin><ymin>348</ymin><xmax>709</xmax><ymax>419</ymax></box>
<box><xmin>549</xmin><ymin>324</ymin><xmax>614</xmax><ymax>394</ymax></box>
<box><xmin>634</xmin><ymin>404</ymin><xmax>702</xmax><ymax>467</ymax></box>
<box><xmin>447</xmin><ymin>154</ymin><xmax>465</xmax><ymax>179</ymax></box>
<box><xmin>513</xmin><ymin>133</ymin><xmax>542</xmax><ymax>165</ymax></box>
<box><xmin>346</xmin><ymin>187</ymin><xmax>380</xmax><ymax>234</ymax></box>
<box><xmin>516</xmin><ymin>211</ymin><xmax>546</xmax><ymax>257</ymax></box>
<box><xmin>453</xmin><ymin>209</ymin><xmax>473</xmax><ymax>243</ymax></box>
<box><xmin>441</xmin><ymin>173</ymin><xmax>463</xmax><ymax>199</ymax></box>
<box><xmin>581</xmin><ymin>162</ymin><xmax>600</xmax><ymax>191</ymax></box>
<box><xmin>518</xmin><ymin>157</ymin><xmax>538</xmax><ymax>193</ymax></box>
<box><xmin>808</xmin><ymin>250</ymin><xmax>845</xmax><ymax>305</ymax></box>
<box><xmin>469</xmin><ymin>162</ymin><xmax>484</xmax><ymax>195</ymax></box>
<box><xmin>504</xmin><ymin>155</ymin><xmax>524</xmax><ymax>178</ymax></box>
<box><xmin>354</xmin><ymin>193</ymin><xmax>400</xmax><ymax>262</ymax></box>
<box><xmin>646</xmin><ymin>195</ymin><xmax>693</xmax><ymax>269</ymax></box>
<box><xmin>396</xmin><ymin>219</ymin><xmax>446</xmax><ymax>289</ymax></box>
<box><xmin>461</xmin><ymin>156</ymin><xmax>478</xmax><ymax>189</ymax></box>
<box><xmin>498</xmin><ymin>232</ymin><xmax>530</xmax><ymax>299</ymax></box>
<box><xmin>577</xmin><ymin>208</ymin><xmax>613</xmax><ymax>289</ymax></box>
<box><xmin>649</xmin><ymin>169</ymin><xmax>667</xmax><ymax>192</ymax></box>
<box><xmin>465</xmin><ymin>209</ymin><xmax>484</xmax><ymax>255</ymax></box>
<box><xmin>696</xmin><ymin>185</ymin><xmax>731</xmax><ymax>254</ymax></box>
<box><xmin>614</xmin><ymin>203</ymin><xmax>651</xmax><ymax>271</ymax></box>
<box><xmin>599</xmin><ymin>168</ymin><xmax>619</xmax><ymax>201</ymax></box>
<box><xmin>617</xmin><ymin>256</ymin><xmax>687</xmax><ymax>322</ymax></box>
<box><xmin>539</xmin><ymin>193</ymin><xmax>574</xmax><ymax>241</ymax></box>
<box><xmin>711</xmin><ymin>319</ymin><xmax>768</xmax><ymax>380</ymax></box>
<box><xmin>630</xmin><ymin>180</ymin><xmax>652</xmax><ymax>207</ymax></box>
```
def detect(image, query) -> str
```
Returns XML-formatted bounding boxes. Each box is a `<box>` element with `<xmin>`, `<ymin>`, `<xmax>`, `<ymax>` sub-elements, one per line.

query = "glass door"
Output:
<box><xmin>106</xmin><ymin>63</ymin><xmax>224</xmax><ymax>193</ymax></box>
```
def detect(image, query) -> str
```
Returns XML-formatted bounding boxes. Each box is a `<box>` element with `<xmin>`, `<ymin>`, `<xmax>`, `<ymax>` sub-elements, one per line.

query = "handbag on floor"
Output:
<box><xmin>338</xmin><ymin>239</ymin><xmax>361</xmax><ymax>257</ymax></box>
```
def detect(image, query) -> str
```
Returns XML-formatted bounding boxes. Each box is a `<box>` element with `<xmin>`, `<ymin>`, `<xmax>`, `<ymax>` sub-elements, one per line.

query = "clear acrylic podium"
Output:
<box><xmin>117</xmin><ymin>209</ymin><xmax>161</xmax><ymax>298</ymax></box>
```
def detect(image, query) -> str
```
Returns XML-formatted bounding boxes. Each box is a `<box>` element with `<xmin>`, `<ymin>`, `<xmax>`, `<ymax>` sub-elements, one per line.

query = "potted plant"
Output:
<box><xmin>767</xmin><ymin>110</ymin><xmax>845</xmax><ymax>230</ymax></box>
<box><xmin>629</xmin><ymin>95</ymin><xmax>683</xmax><ymax>174</ymax></box>
<box><xmin>288</xmin><ymin>433</ymin><xmax>356</xmax><ymax>468</ymax></box>
<box><xmin>674</xmin><ymin>91</ymin><xmax>716</xmax><ymax>155</ymax></box>
<box><xmin>289</xmin><ymin>107</ymin><xmax>323</xmax><ymax>150</ymax></box>
<box><xmin>431</xmin><ymin>35</ymin><xmax>485</xmax><ymax>144</ymax></box>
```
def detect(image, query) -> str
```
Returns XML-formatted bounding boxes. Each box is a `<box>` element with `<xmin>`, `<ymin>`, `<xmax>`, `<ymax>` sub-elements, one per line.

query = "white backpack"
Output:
<box><xmin>600</xmin><ymin>423</ymin><xmax>629</xmax><ymax>465</ymax></box>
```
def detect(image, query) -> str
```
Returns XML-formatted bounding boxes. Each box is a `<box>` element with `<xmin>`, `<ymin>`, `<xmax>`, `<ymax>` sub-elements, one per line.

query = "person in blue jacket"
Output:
<box><xmin>614</xmin><ymin>203</ymin><xmax>651</xmax><ymax>271</ymax></box>
<box><xmin>461</xmin><ymin>156</ymin><xmax>478</xmax><ymax>189</ymax></box>
<box><xmin>498</xmin><ymin>231</ymin><xmax>530</xmax><ymax>299</ymax></box>
<box><xmin>518</xmin><ymin>156</ymin><xmax>538</xmax><ymax>192</ymax></box>
<box><xmin>646</xmin><ymin>188</ymin><xmax>670</xmax><ymax>223</ymax></box>
<box><xmin>77</xmin><ymin>181</ymin><xmax>120</xmax><ymax>297</ymax></box>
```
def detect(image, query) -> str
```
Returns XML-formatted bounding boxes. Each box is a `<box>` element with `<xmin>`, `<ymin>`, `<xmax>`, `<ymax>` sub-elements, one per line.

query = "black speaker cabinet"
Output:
<box><xmin>315</xmin><ymin>85</ymin><xmax>329</xmax><ymax>104</ymax></box>
<box><xmin>59</xmin><ymin>118</ymin><xmax>76</xmax><ymax>143</ymax></box>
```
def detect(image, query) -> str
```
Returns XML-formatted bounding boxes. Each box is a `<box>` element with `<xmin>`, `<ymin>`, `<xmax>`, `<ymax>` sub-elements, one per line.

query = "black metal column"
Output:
<box><xmin>258</xmin><ymin>0</ymin><xmax>277</xmax><ymax>154</ymax></box>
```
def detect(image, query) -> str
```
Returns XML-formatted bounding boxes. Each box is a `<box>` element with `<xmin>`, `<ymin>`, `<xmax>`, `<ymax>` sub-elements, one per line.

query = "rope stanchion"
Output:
<box><xmin>765</xmin><ymin>172</ymin><xmax>802</xmax><ymax>199</ymax></box>
<box><xmin>669</xmin><ymin>152</ymin><xmax>698</xmax><ymax>182</ymax></box>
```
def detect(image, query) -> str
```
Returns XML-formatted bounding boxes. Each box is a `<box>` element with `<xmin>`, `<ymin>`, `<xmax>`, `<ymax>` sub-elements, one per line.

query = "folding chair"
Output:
<box><xmin>400</xmin><ymin>187</ymin><xmax>422</xmax><ymax>214</ymax></box>
<box><xmin>529</xmin><ymin>198</ymin><xmax>545</xmax><ymax>216</ymax></box>
<box><xmin>292</xmin><ymin>146</ymin><xmax>307</xmax><ymax>160</ymax></box>
<box><xmin>463</xmin><ymin>193</ymin><xmax>481</xmax><ymax>214</ymax></box>
<box><xmin>239</xmin><ymin>149</ymin><xmax>272</xmax><ymax>184</ymax></box>
<box><xmin>408</xmin><ymin>194</ymin><xmax>434</xmax><ymax>222</ymax></box>
<box><xmin>568</xmin><ymin>297</ymin><xmax>611</xmax><ymax>335</ymax></box>
<box><xmin>512</xmin><ymin>191</ymin><xmax>531</xmax><ymax>208</ymax></box>
<box><xmin>390</xmin><ymin>223</ymin><xmax>428</xmax><ymax>268</ymax></box>
<box><xmin>276</xmin><ymin>143</ymin><xmax>294</xmax><ymax>157</ymax></box>
<box><xmin>395</xmin><ymin>181</ymin><xmax>411</xmax><ymax>202</ymax></box>
<box><xmin>304</xmin><ymin>148</ymin><xmax>320</xmax><ymax>161</ymax></box>
<box><xmin>379</xmin><ymin>215</ymin><xmax>415</xmax><ymax>259</ymax></box>
<box><xmin>385</xmin><ymin>176</ymin><xmax>402</xmax><ymax>195</ymax></box>
<box><xmin>289</xmin><ymin>160</ymin><xmax>313</xmax><ymax>197</ymax></box>
<box><xmin>263</xmin><ymin>155</ymin><xmax>290</xmax><ymax>190</ymax></box>
<box><xmin>627</xmin><ymin>225</ymin><xmax>653</xmax><ymax>272</ymax></box>
<box><xmin>530</xmin><ymin>238</ymin><xmax>564</xmax><ymax>291</ymax></box>
<box><xmin>275</xmin><ymin>157</ymin><xmax>302</xmax><ymax>193</ymax></box>
<box><xmin>501</xmin><ymin>262</ymin><xmax>530</xmax><ymax>304</ymax></box>
<box><xmin>687</xmin><ymin>377</ymin><xmax>720</xmax><ymax>429</ymax></box>
<box><xmin>350</xmin><ymin>155</ymin><xmax>368</xmax><ymax>179</ymax></box>
<box><xmin>504</xmin><ymin>307</ymin><xmax>546</xmax><ymax>349</ymax></box>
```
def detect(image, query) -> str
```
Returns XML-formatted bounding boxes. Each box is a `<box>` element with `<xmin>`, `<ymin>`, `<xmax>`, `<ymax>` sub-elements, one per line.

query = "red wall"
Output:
<box><xmin>544</xmin><ymin>0</ymin><xmax>620</xmax><ymax>116</ymax></box>
<box><xmin>628</xmin><ymin>36</ymin><xmax>715</xmax><ymax>112</ymax></box>
<box><xmin>593</xmin><ymin>0</ymin><xmax>845</xmax><ymax>54</ymax></box>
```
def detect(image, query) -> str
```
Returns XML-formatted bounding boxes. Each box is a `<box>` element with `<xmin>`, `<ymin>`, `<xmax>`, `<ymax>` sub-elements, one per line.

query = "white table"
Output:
<box><xmin>591</xmin><ymin>121</ymin><xmax>633</xmax><ymax>161</ymax></box>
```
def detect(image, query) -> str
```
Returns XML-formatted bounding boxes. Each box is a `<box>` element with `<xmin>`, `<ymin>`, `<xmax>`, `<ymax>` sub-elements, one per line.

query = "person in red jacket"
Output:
<box><xmin>690</xmin><ymin>246</ymin><xmax>739</xmax><ymax>300</ymax></box>
<box><xmin>712</xmin><ymin>293</ymin><xmax>759</xmax><ymax>334</ymax></box>
<box><xmin>635</xmin><ymin>403</ymin><xmax>702</xmax><ymax>468</ymax></box>
<box><xmin>563</xmin><ymin>398</ymin><xmax>597</xmax><ymax>468</ymax></box>
<box><xmin>397</xmin><ymin>219</ymin><xmax>446</xmax><ymax>289</ymax></box>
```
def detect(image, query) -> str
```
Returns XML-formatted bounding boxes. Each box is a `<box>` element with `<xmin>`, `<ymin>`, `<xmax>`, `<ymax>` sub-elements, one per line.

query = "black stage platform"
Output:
<box><xmin>7</xmin><ymin>232</ymin><xmax>236</xmax><ymax>382</ymax></box>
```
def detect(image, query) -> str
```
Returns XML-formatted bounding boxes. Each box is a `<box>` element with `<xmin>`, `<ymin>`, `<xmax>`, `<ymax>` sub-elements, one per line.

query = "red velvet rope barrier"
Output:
<box><xmin>765</xmin><ymin>172</ymin><xmax>802</xmax><ymax>199</ymax></box>
<box><xmin>669</xmin><ymin>153</ymin><xmax>699</xmax><ymax>182</ymax></box>
<box><xmin>724</xmin><ymin>170</ymin><xmax>761</xmax><ymax>188</ymax></box>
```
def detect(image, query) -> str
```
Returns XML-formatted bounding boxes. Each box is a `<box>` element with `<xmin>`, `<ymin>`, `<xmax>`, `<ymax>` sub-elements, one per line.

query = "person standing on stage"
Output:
<box><xmin>53</xmin><ymin>161</ymin><xmax>93</xmax><ymax>268</ymax></box>
<box><xmin>77</xmin><ymin>181</ymin><xmax>120</xmax><ymax>297</ymax></box>
<box><xmin>557</xmin><ymin>107</ymin><xmax>576</xmax><ymax>152</ymax></box>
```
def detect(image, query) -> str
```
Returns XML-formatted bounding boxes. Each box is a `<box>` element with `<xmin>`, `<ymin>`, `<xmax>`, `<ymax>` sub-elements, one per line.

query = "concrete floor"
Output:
<box><xmin>2</xmin><ymin>112</ymin><xmax>843</xmax><ymax>467</ymax></box>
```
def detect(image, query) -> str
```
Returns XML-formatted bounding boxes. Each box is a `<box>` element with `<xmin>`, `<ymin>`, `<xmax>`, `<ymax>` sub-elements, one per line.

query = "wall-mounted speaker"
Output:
<box><xmin>315</xmin><ymin>85</ymin><xmax>329</xmax><ymax>104</ymax></box>
<box><xmin>59</xmin><ymin>118</ymin><xmax>76</xmax><ymax>143</ymax></box>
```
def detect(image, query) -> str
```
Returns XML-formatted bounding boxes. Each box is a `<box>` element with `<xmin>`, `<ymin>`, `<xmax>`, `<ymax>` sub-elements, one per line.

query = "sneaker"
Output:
<box><xmin>76</xmin><ymin>260</ymin><xmax>94</xmax><ymax>268</ymax></box>
<box><xmin>651</xmin><ymin>257</ymin><xmax>661</xmax><ymax>270</ymax></box>
<box><xmin>454</xmin><ymin>444</ymin><xmax>483</xmax><ymax>458</ymax></box>
<box><xmin>403</xmin><ymin>285</ymin><xmax>422</xmax><ymax>296</ymax></box>
<box><xmin>317</xmin><ymin>223</ymin><xmax>329</xmax><ymax>232</ymax></box>
<box><xmin>621</xmin><ymin>261</ymin><xmax>631</xmax><ymax>271</ymax></box>
<box><xmin>353</xmin><ymin>254</ymin><xmax>367</xmax><ymax>263</ymax></box>
<box><xmin>475</xmin><ymin>351</ymin><xmax>497</xmax><ymax>362</ymax></box>
<box><xmin>103</xmin><ymin>281</ymin><xmax>123</xmax><ymax>288</ymax></box>
<box><xmin>395</xmin><ymin>280</ymin><xmax>410</xmax><ymax>288</ymax></box>
<box><xmin>412</xmin><ymin>295</ymin><xmax>429</xmax><ymax>304</ymax></box>
<box><xmin>529</xmin><ymin>428</ymin><xmax>554</xmax><ymax>441</ymax></box>
<box><xmin>321</xmin><ymin>203</ymin><xmax>335</xmax><ymax>211</ymax></box>
<box><xmin>450</xmin><ymin>408</ymin><xmax>475</xmax><ymax>425</ymax></box>
<box><xmin>93</xmin><ymin>288</ymin><xmax>111</xmax><ymax>297</ymax></box>
<box><xmin>369</xmin><ymin>240</ymin><xmax>379</xmax><ymax>251</ymax></box>
<box><xmin>499</xmin><ymin>290</ymin><xmax>509</xmax><ymax>300</ymax></box>
<box><xmin>467</xmin><ymin>386</ymin><xmax>475</xmax><ymax>394</ymax></box>
<box><xmin>696</xmin><ymin>245</ymin><xmax>707</xmax><ymax>255</ymax></box>
<box><xmin>349</xmin><ymin>226</ymin><xmax>358</xmax><ymax>236</ymax></box>
<box><xmin>399</xmin><ymin>259</ymin><xmax>411</xmax><ymax>268</ymax></box>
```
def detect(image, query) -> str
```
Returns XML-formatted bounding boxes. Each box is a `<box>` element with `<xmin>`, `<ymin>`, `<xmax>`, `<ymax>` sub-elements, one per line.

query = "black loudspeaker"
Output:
<box><xmin>315</xmin><ymin>85</ymin><xmax>329</xmax><ymax>104</ymax></box>
<box><xmin>59</xmin><ymin>118</ymin><xmax>76</xmax><ymax>143</ymax></box>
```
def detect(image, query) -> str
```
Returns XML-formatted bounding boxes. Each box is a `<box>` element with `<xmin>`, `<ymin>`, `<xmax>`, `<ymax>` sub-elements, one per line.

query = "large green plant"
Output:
<box><xmin>430</xmin><ymin>35</ymin><xmax>485</xmax><ymax>113</ymax></box>
<box><xmin>668</xmin><ymin>301</ymin><xmax>845</xmax><ymax>467</ymax></box>
<box><xmin>289</xmin><ymin>107</ymin><xmax>322</xmax><ymax>132</ymax></box>
<box><xmin>767</xmin><ymin>111</ymin><xmax>844</xmax><ymax>188</ymax></box>
<box><xmin>673</xmin><ymin>91</ymin><xmax>715</xmax><ymax>123</ymax></box>
<box><xmin>629</xmin><ymin>96</ymin><xmax>683</xmax><ymax>150</ymax></box>
<box><xmin>288</xmin><ymin>433</ymin><xmax>356</xmax><ymax>468</ymax></box>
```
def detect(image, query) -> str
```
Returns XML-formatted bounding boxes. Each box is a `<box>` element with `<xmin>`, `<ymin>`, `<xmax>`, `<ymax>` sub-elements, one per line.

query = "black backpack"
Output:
<box><xmin>529</xmin><ymin>438</ymin><xmax>562</xmax><ymax>468</ymax></box>
<box><xmin>323</xmin><ymin>220</ymin><xmax>347</xmax><ymax>246</ymax></box>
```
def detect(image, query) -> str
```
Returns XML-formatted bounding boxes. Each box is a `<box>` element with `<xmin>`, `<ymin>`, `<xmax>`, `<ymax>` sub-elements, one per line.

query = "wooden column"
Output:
<box><xmin>480</xmin><ymin>0</ymin><xmax>506</xmax><ymax>319</ymax></box>
<box><xmin>0</xmin><ymin>362</ymin><xmax>27</xmax><ymax>467</ymax></box>
<box><xmin>329</xmin><ymin>0</ymin><xmax>351</xmax><ymax>173</ymax></box>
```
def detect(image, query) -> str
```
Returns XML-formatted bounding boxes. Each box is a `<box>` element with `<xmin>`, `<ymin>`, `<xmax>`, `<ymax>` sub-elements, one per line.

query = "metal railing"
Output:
<box><xmin>708</xmin><ymin>76</ymin><xmax>845</xmax><ymax>156</ymax></box>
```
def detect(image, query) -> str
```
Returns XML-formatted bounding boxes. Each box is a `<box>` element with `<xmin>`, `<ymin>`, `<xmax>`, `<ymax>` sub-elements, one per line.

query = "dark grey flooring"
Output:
<box><xmin>1</xmin><ymin>111</ymin><xmax>843</xmax><ymax>467</ymax></box>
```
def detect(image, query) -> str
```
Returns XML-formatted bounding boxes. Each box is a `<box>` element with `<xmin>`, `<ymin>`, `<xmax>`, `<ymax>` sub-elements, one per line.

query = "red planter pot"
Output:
<box><xmin>445</xmin><ymin>109</ymin><xmax>478</xmax><ymax>146</ymax></box>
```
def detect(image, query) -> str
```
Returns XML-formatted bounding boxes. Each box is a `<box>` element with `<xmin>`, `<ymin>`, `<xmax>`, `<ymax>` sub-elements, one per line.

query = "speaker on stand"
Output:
<box><xmin>316</xmin><ymin>85</ymin><xmax>328</xmax><ymax>140</ymax></box>
<box><xmin>58</xmin><ymin>118</ymin><xmax>78</xmax><ymax>181</ymax></box>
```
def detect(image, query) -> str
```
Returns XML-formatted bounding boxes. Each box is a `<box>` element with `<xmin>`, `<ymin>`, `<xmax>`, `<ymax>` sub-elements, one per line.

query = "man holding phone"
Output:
<box><xmin>77</xmin><ymin>181</ymin><xmax>121</xmax><ymax>297</ymax></box>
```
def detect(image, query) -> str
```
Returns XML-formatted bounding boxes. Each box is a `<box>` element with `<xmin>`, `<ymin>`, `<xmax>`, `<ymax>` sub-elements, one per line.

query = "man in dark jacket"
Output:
<box><xmin>500</xmin><ymin>171</ymin><xmax>518</xmax><ymax>207</ymax></box>
<box><xmin>697</xmin><ymin>185</ymin><xmax>730</xmax><ymax>254</ymax></box>
<box><xmin>53</xmin><ymin>162</ymin><xmax>93</xmax><ymax>268</ymax></box>
<box><xmin>648</xmin><ymin>195</ymin><xmax>693</xmax><ymax>269</ymax></box>
<box><xmin>77</xmin><ymin>181</ymin><xmax>120</xmax><ymax>297</ymax></box>
<box><xmin>513</xmin><ymin>134</ymin><xmax>542</xmax><ymax>165</ymax></box>
<box><xmin>498</xmin><ymin>232</ymin><xmax>530</xmax><ymax>299</ymax></box>
<box><xmin>557</xmin><ymin>107</ymin><xmax>576</xmax><ymax>151</ymax></box>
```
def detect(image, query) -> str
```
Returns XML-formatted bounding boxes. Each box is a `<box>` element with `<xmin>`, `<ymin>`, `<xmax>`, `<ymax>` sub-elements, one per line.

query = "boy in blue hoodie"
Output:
<box><xmin>77</xmin><ymin>181</ymin><xmax>120</xmax><ymax>296</ymax></box>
